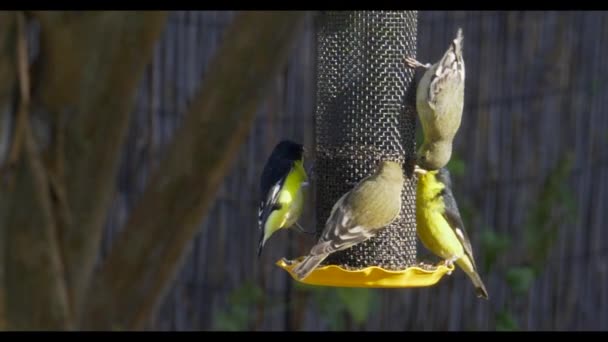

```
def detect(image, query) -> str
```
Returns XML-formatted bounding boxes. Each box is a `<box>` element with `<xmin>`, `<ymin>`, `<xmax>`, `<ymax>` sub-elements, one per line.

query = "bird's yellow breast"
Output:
<box><xmin>416</xmin><ymin>172</ymin><xmax>464</xmax><ymax>260</ymax></box>
<box><xmin>264</xmin><ymin>160</ymin><xmax>307</xmax><ymax>236</ymax></box>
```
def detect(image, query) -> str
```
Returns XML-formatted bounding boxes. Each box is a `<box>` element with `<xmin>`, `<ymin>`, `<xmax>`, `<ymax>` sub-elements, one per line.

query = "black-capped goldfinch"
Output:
<box><xmin>414</xmin><ymin>166</ymin><xmax>488</xmax><ymax>299</ymax></box>
<box><xmin>258</xmin><ymin>140</ymin><xmax>309</xmax><ymax>257</ymax></box>
<box><xmin>293</xmin><ymin>160</ymin><xmax>404</xmax><ymax>280</ymax></box>
<box><xmin>406</xmin><ymin>28</ymin><xmax>465</xmax><ymax>170</ymax></box>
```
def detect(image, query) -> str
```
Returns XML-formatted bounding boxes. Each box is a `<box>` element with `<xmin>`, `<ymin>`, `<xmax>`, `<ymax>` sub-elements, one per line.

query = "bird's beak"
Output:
<box><xmin>414</xmin><ymin>164</ymin><xmax>428</xmax><ymax>175</ymax></box>
<box><xmin>302</xmin><ymin>147</ymin><xmax>310</xmax><ymax>158</ymax></box>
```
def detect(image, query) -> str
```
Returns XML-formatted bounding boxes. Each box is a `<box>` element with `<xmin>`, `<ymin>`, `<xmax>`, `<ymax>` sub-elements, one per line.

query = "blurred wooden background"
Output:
<box><xmin>100</xmin><ymin>11</ymin><xmax>608</xmax><ymax>330</ymax></box>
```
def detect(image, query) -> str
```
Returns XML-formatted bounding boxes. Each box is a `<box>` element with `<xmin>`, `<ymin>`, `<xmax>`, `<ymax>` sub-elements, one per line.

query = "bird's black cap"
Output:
<box><xmin>272</xmin><ymin>140</ymin><xmax>304</xmax><ymax>161</ymax></box>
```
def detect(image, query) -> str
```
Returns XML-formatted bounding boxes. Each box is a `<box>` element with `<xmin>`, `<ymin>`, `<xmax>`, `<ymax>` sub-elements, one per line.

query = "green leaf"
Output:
<box><xmin>300</xmin><ymin>285</ymin><xmax>378</xmax><ymax>330</ymax></box>
<box><xmin>446</xmin><ymin>154</ymin><xmax>466</xmax><ymax>177</ymax></box>
<box><xmin>296</xmin><ymin>283</ymin><xmax>379</xmax><ymax>329</ymax></box>
<box><xmin>297</xmin><ymin>284</ymin><xmax>344</xmax><ymax>330</ymax></box>
<box><xmin>505</xmin><ymin>266</ymin><xmax>535</xmax><ymax>295</ymax></box>
<box><xmin>228</xmin><ymin>281</ymin><xmax>263</xmax><ymax>306</ymax></box>
<box><xmin>457</xmin><ymin>198</ymin><xmax>478</xmax><ymax>230</ymax></box>
<box><xmin>311</xmin><ymin>288</ymin><xmax>345</xmax><ymax>330</ymax></box>
<box><xmin>335</xmin><ymin>288</ymin><xmax>377</xmax><ymax>325</ymax></box>
<box><xmin>479</xmin><ymin>229</ymin><xmax>511</xmax><ymax>273</ymax></box>
<box><xmin>211</xmin><ymin>282</ymin><xmax>265</xmax><ymax>331</ymax></box>
<box><xmin>495</xmin><ymin>310</ymin><xmax>519</xmax><ymax>331</ymax></box>
<box><xmin>213</xmin><ymin>311</ymin><xmax>244</xmax><ymax>331</ymax></box>
<box><xmin>524</xmin><ymin>154</ymin><xmax>576</xmax><ymax>268</ymax></box>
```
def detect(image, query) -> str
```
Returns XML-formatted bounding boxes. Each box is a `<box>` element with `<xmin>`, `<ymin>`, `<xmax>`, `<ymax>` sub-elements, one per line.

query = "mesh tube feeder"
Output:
<box><xmin>277</xmin><ymin>11</ymin><xmax>453</xmax><ymax>288</ymax></box>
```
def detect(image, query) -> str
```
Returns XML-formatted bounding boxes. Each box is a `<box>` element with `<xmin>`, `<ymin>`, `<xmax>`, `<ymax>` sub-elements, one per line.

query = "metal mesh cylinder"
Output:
<box><xmin>314</xmin><ymin>11</ymin><xmax>418</xmax><ymax>270</ymax></box>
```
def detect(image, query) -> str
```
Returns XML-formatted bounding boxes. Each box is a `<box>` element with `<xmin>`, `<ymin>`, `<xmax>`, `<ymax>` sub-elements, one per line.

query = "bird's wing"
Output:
<box><xmin>258</xmin><ymin>158</ymin><xmax>295</xmax><ymax>229</ymax></box>
<box><xmin>309</xmin><ymin>191</ymin><xmax>375</xmax><ymax>256</ymax></box>
<box><xmin>441</xmin><ymin>186</ymin><xmax>475</xmax><ymax>261</ymax></box>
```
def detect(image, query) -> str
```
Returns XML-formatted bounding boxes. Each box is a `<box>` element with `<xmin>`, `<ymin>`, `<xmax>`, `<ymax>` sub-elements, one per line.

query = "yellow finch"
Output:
<box><xmin>293</xmin><ymin>160</ymin><xmax>404</xmax><ymax>280</ymax></box>
<box><xmin>415</xmin><ymin>166</ymin><xmax>488</xmax><ymax>299</ymax></box>
<box><xmin>406</xmin><ymin>28</ymin><xmax>465</xmax><ymax>170</ymax></box>
<box><xmin>258</xmin><ymin>140</ymin><xmax>309</xmax><ymax>257</ymax></box>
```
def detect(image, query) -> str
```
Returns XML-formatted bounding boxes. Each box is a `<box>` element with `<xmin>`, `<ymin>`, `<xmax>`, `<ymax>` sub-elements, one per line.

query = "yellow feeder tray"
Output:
<box><xmin>276</xmin><ymin>257</ymin><xmax>455</xmax><ymax>288</ymax></box>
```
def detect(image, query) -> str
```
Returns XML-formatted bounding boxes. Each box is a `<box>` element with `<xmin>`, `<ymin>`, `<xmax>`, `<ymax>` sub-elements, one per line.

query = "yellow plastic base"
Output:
<box><xmin>276</xmin><ymin>257</ymin><xmax>455</xmax><ymax>288</ymax></box>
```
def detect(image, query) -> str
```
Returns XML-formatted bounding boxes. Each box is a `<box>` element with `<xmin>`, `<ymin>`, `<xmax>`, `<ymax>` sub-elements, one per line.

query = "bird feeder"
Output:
<box><xmin>277</xmin><ymin>11</ymin><xmax>453</xmax><ymax>288</ymax></box>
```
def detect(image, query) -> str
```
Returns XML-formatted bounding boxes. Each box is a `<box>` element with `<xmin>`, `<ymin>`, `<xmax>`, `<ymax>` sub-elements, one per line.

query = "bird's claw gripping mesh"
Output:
<box><xmin>314</xmin><ymin>11</ymin><xmax>419</xmax><ymax>270</ymax></box>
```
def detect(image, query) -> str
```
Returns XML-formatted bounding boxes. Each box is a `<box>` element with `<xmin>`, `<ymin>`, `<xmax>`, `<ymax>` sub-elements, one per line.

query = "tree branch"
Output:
<box><xmin>0</xmin><ymin>10</ymin><xmax>18</xmax><ymax>331</ymax></box>
<box><xmin>30</xmin><ymin>11</ymin><xmax>168</xmax><ymax>316</ymax></box>
<box><xmin>3</xmin><ymin>12</ymin><xmax>72</xmax><ymax>330</ymax></box>
<box><xmin>0</xmin><ymin>11</ymin><xmax>16</xmax><ymax>110</ymax></box>
<box><xmin>4</xmin><ymin>122</ymin><xmax>73</xmax><ymax>330</ymax></box>
<box><xmin>80</xmin><ymin>11</ymin><xmax>307</xmax><ymax>330</ymax></box>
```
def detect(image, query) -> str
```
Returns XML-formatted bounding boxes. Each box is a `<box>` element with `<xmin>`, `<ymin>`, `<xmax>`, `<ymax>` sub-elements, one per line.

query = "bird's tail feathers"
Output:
<box><xmin>475</xmin><ymin>283</ymin><xmax>489</xmax><ymax>300</ymax></box>
<box><xmin>464</xmin><ymin>267</ymin><xmax>489</xmax><ymax>300</ymax></box>
<box><xmin>293</xmin><ymin>254</ymin><xmax>328</xmax><ymax>280</ymax></box>
<box><xmin>451</xmin><ymin>28</ymin><xmax>464</xmax><ymax>57</ymax></box>
<box><xmin>458</xmin><ymin>256</ymin><xmax>489</xmax><ymax>299</ymax></box>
